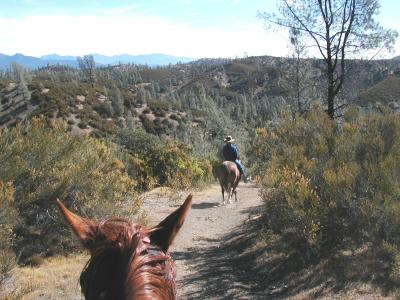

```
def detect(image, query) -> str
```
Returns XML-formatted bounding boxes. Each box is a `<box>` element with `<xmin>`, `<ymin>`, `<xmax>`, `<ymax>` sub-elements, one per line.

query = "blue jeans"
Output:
<box><xmin>234</xmin><ymin>159</ymin><xmax>247</xmax><ymax>177</ymax></box>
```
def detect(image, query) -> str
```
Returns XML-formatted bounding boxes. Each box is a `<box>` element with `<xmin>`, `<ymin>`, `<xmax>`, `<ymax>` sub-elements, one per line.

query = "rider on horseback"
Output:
<box><xmin>222</xmin><ymin>135</ymin><xmax>250</xmax><ymax>183</ymax></box>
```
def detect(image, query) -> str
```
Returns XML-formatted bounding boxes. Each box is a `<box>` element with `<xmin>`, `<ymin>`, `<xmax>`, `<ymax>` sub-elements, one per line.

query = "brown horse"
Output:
<box><xmin>216</xmin><ymin>161</ymin><xmax>241</xmax><ymax>205</ymax></box>
<box><xmin>56</xmin><ymin>194</ymin><xmax>192</xmax><ymax>300</ymax></box>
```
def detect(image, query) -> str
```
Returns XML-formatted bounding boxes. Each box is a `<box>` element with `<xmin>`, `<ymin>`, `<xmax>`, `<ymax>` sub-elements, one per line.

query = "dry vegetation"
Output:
<box><xmin>251</xmin><ymin>106</ymin><xmax>400</xmax><ymax>297</ymax></box>
<box><xmin>0</xmin><ymin>254</ymin><xmax>87</xmax><ymax>300</ymax></box>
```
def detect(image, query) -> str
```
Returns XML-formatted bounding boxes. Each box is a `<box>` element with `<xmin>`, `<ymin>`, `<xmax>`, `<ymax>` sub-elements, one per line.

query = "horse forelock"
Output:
<box><xmin>80</xmin><ymin>218</ymin><xmax>176</xmax><ymax>300</ymax></box>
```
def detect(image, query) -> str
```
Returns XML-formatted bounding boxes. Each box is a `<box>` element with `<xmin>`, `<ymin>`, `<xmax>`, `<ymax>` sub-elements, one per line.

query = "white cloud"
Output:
<box><xmin>99</xmin><ymin>4</ymin><xmax>139</xmax><ymax>16</ymax></box>
<box><xmin>0</xmin><ymin>14</ymin><xmax>291</xmax><ymax>58</ymax></box>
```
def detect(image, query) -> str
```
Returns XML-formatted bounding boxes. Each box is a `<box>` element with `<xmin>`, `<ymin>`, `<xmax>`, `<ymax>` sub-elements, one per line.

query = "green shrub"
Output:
<box><xmin>253</xmin><ymin>106</ymin><xmax>400</xmax><ymax>260</ymax></box>
<box><xmin>116</xmin><ymin>129</ymin><xmax>214</xmax><ymax>191</ymax></box>
<box><xmin>77</xmin><ymin>120</ymin><xmax>88</xmax><ymax>129</ymax></box>
<box><xmin>147</xmin><ymin>99</ymin><xmax>169</xmax><ymax>111</ymax></box>
<box><xmin>0</xmin><ymin>181</ymin><xmax>17</xmax><ymax>284</ymax></box>
<box><xmin>169</xmin><ymin>113</ymin><xmax>180</xmax><ymax>121</ymax></box>
<box><xmin>162</xmin><ymin>140</ymin><xmax>214</xmax><ymax>190</ymax></box>
<box><xmin>93</xmin><ymin>101</ymin><xmax>114</xmax><ymax>117</ymax></box>
<box><xmin>0</xmin><ymin>117</ymin><xmax>140</xmax><ymax>263</ymax></box>
<box><xmin>382</xmin><ymin>241</ymin><xmax>400</xmax><ymax>283</ymax></box>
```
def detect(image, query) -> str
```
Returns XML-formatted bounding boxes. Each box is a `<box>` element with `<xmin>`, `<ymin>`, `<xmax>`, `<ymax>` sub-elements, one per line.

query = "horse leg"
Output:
<box><xmin>233</xmin><ymin>178</ymin><xmax>239</xmax><ymax>202</ymax></box>
<box><xmin>227</xmin><ymin>187</ymin><xmax>232</xmax><ymax>204</ymax></box>
<box><xmin>221</xmin><ymin>186</ymin><xmax>226</xmax><ymax>205</ymax></box>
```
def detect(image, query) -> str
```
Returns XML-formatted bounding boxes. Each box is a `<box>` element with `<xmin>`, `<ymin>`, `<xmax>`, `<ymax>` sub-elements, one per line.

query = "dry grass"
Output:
<box><xmin>0</xmin><ymin>254</ymin><xmax>88</xmax><ymax>300</ymax></box>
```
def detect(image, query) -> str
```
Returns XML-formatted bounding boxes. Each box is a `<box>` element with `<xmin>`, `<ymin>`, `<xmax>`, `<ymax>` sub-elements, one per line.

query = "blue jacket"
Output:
<box><xmin>222</xmin><ymin>143</ymin><xmax>239</xmax><ymax>161</ymax></box>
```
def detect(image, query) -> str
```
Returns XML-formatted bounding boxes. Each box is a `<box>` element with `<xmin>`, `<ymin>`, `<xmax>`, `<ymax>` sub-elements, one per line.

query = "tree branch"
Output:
<box><xmin>284</xmin><ymin>0</ymin><xmax>328</xmax><ymax>60</ymax></box>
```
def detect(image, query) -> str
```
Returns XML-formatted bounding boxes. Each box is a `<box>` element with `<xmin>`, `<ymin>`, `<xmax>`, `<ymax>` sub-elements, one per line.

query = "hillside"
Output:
<box><xmin>356</xmin><ymin>74</ymin><xmax>400</xmax><ymax>110</ymax></box>
<box><xmin>1</xmin><ymin>55</ymin><xmax>400</xmax><ymax>156</ymax></box>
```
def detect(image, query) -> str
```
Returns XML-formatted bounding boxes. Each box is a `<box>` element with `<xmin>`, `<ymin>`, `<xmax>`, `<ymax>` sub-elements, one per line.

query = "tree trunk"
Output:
<box><xmin>327</xmin><ymin>83</ymin><xmax>335</xmax><ymax>119</ymax></box>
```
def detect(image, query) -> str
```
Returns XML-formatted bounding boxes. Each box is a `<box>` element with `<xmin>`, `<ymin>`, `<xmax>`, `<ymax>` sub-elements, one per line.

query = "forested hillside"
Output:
<box><xmin>1</xmin><ymin>55</ymin><xmax>399</xmax><ymax>156</ymax></box>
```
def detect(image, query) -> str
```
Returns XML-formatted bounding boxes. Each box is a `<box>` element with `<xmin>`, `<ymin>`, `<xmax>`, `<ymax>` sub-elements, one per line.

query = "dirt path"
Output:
<box><xmin>142</xmin><ymin>182</ymin><xmax>264</xmax><ymax>299</ymax></box>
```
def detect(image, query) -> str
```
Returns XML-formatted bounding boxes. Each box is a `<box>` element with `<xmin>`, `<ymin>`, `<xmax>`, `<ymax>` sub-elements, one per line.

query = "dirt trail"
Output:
<box><xmin>142</xmin><ymin>182</ymin><xmax>264</xmax><ymax>299</ymax></box>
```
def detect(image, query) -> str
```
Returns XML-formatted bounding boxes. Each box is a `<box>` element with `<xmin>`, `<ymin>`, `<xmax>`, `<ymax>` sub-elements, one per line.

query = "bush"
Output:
<box><xmin>169</xmin><ymin>113</ymin><xmax>180</xmax><ymax>121</ymax></box>
<box><xmin>77</xmin><ymin>120</ymin><xmax>88</xmax><ymax>129</ymax></box>
<box><xmin>253</xmin><ymin>106</ymin><xmax>400</xmax><ymax>260</ymax></box>
<box><xmin>161</xmin><ymin>140</ymin><xmax>214</xmax><ymax>190</ymax></box>
<box><xmin>0</xmin><ymin>117</ymin><xmax>140</xmax><ymax>263</ymax></box>
<box><xmin>116</xmin><ymin>128</ymin><xmax>161</xmax><ymax>190</ymax></box>
<box><xmin>382</xmin><ymin>241</ymin><xmax>400</xmax><ymax>283</ymax></box>
<box><xmin>94</xmin><ymin>100</ymin><xmax>114</xmax><ymax>117</ymax></box>
<box><xmin>0</xmin><ymin>181</ymin><xmax>17</xmax><ymax>284</ymax></box>
<box><xmin>147</xmin><ymin>99</ymin><xmax>169</xmax><ymax>111</ymax></box>
<box><xmin>116</xmin><ymin>129</ymin><xmax>214</xmax><ymax>191</ymax></box>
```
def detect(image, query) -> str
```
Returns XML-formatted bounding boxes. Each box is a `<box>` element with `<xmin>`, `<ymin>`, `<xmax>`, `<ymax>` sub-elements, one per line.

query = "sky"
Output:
<box><xmin>0</xmin><ymin>0</ymin><xmax>399</xmax><ymax>59</ymax></box>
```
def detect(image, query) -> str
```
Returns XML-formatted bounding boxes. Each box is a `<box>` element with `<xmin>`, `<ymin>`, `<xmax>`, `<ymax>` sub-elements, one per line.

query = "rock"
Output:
<box><xmin>96</xmin><ymin>93</ymin><xmax>107</xmax><ymax>102</ymax></box>
<box><xmin>76</xmin><ymin>95</ymin><xmax>85</xmax><ymax>102</ymax></box>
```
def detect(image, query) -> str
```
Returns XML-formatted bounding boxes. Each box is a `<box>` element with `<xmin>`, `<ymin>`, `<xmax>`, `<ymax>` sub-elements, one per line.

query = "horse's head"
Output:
<box><xmin>57</xmin><ymin>194</ymin><xmax>192</xmax><ymax>300</ymax></box>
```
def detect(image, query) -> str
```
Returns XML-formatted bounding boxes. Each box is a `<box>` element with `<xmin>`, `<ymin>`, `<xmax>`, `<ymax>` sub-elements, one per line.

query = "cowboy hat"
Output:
<box><xmin>224</xmin><ymin>135</ymin><xmax>235</xmax><ymax>142</ymax></box>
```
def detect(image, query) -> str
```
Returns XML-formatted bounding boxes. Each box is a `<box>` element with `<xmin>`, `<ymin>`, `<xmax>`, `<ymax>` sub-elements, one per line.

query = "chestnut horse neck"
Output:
<box><xmin>79</xmin><ymin>219</ymin><xmax>176</xmax><ymax>300</ymax></box>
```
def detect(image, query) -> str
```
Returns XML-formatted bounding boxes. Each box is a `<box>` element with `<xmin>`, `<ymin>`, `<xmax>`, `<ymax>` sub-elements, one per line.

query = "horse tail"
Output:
<box><xmin>216</xmin><ymin>164</ymin><xmax>228</xmax><ymax>189</ymax></box>
<box><xmin>217</xmin><ymin>162</ymin><xmax>235</xmax><ymax>193</ymax></box>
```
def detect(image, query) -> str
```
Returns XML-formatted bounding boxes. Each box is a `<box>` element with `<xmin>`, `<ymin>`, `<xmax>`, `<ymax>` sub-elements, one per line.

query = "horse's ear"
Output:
<box><xmin>56</xmin><ymin>199</ymin><xmax>98</xmax><ymax>250</ymax></box>
<box><xmin>150</xmin><ymin>194</ymin><xmax>192</xmax><ymax>252</ymax></box>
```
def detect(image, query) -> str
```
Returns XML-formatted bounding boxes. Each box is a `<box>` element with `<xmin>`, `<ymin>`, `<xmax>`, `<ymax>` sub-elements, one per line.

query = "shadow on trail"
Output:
<box><xmin>174</xmin><ymin>204</ymin><xmax>269</xmax><ymax>299</ymax></box>
<box><xmin>191</xmin><ymin>202</ymin><xmax>220</xmax><ymax>209</ymax></box>
<box><xmin>174</xmin><ymin>205</ymin><xmax>395</xmax><ymax>299</ymax></box>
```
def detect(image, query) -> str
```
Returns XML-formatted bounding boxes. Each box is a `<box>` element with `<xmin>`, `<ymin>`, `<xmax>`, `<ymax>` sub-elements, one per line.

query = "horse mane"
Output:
<box><xmin>57</xmin><ymin>194</ymin><xmax>192</xmax><ymax>300</ymax></box>
<box><xmin>79</xmin><ymin>218</ymin><xmax>175</xmax><ymax>300</ymax></box>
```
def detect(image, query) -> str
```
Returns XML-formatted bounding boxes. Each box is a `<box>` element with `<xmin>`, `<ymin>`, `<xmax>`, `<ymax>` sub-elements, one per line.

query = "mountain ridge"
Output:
<box><xmin>0</xmin><ymin>53</ymin><xmax>195</xmax><ymax>70</ymax></box>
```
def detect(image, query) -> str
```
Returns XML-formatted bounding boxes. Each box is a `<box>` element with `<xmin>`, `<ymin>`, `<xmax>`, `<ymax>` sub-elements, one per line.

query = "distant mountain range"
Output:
<box><xmin>0</xmin><ymin>53</ymin><xmax>194</xmax><ymax>70</ymax></box>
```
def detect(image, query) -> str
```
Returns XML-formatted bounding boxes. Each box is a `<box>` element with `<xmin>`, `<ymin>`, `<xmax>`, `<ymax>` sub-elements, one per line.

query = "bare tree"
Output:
<box><xmin>11</xmin><ymin>62</ymin><xmax>31</xmax><ymax>100</ymax></box>
<box><xmin>259</xmin><ymin>0</ymin><xmax>398</xmax><ymax>118</ymax></box>
<box><xmin>287</xmin><ymin>28</ymin><xmax>315</xmax><ymax>115</ymax></box>
<box><xmin>77</xmin><ymin>55</ymin><xmax>96</xmax><ymax>87</ymax></box>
